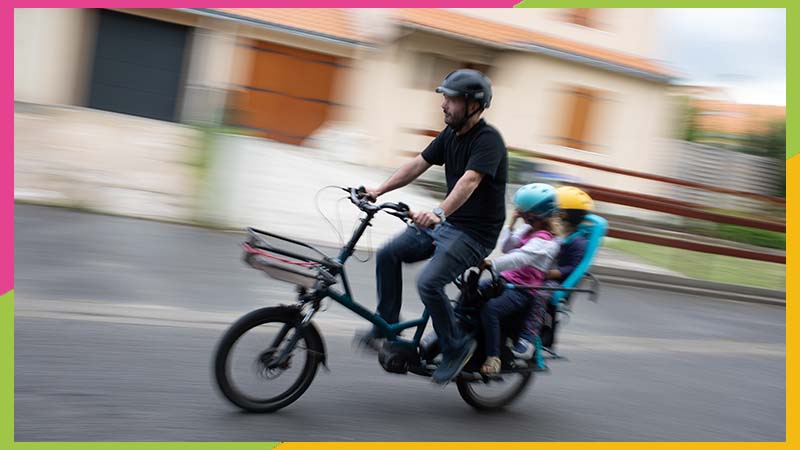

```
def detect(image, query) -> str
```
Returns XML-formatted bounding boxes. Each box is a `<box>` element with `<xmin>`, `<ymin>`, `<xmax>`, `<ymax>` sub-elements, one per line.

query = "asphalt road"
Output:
<box><xmin>13</xmin><ymin>204</ymin><xmax>786</xmax><ymax>441</ymax></box>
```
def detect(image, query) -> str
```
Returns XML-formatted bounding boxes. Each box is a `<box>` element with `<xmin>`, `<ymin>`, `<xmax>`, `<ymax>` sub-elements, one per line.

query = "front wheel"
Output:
<box><xmin>456</xmin><ymin>371</ymin><xmax>534</xmax><ymax>411</ymax></box>
<box><xmin>213</xmin><ymin>306</ymin><xmax>324</xmax><ymax>413</ymax></box>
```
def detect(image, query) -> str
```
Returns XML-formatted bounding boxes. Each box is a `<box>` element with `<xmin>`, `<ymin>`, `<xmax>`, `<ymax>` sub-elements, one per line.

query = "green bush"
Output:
<box><xmin>716</xmin><ymin>224</ymin><xmax>785</xmax><ymax>250</ymax></box>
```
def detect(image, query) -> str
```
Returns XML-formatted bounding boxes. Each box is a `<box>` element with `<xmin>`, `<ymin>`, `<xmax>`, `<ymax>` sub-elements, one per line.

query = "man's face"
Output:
<box><xmin>441</xmin><ymin>94</ymin><xmax>468</xmax><ymax>127</ymax></box>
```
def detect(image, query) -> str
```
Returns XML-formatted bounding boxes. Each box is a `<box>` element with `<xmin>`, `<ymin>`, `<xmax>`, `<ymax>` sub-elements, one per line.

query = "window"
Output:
<box><xmin>556</xmin><ymin>86</ymin><xmax>598</xmax><ymax>151</ymax></box>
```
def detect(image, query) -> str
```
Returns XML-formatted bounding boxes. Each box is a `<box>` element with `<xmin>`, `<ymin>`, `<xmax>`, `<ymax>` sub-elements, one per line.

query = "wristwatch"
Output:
<box><xmin>433</xmin><ymin>207</ymin><xmax>447</xmax><ymax>223</ymax></box>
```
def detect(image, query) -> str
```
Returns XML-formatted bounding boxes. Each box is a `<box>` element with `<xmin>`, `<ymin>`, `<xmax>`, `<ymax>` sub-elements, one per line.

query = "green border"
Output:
<box><xmin>2</xmin><ymin>292</ymin><xmax>11</xmax><ymax>445</ymax></box>
<box><xmin>515</xmin><ymin>1</ymin><xmax>791</xmax><ymax>8</ymax></box>
<box><xmin>788</xmin><ymin>4</ymin><xmax>796</xmax><ymax>159</ymax></box>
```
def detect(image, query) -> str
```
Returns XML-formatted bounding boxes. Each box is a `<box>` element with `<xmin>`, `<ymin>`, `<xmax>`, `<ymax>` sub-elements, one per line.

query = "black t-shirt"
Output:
<box><xmin>421</xmin><ymin>119</ymin><xmax>508</xmax><ymax>249</ymax></box>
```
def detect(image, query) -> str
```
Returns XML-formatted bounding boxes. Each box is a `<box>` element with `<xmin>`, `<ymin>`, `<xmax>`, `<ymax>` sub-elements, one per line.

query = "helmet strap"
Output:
<box><xmin>453</xmin><ymin>96</ymin><xmax>483</xmax><ymax>134</ymax></box>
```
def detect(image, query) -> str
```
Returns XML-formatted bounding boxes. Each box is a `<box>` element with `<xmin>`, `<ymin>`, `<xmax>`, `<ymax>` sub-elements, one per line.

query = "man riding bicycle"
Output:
<box><xmin>356</xmin><ymin>68</ymin><xmax>509</xmax><ymax>385</ymax></box>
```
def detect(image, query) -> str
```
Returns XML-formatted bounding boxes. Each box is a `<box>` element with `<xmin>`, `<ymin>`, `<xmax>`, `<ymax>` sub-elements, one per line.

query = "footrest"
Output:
<box><xmin>543</xmin><ymin>347</ymin><xmax>568</xmax><ymax>361</ymax></box>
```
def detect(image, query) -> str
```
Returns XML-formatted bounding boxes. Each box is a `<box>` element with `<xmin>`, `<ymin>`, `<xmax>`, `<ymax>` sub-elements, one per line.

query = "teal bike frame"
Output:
<box><xmin>326</xmin><ymin>202</ymin><xmax>430</xmax><ymax>347</ymax></box>
<box><xmin>246</xmin><ymin>188</ymin><xmax>431</xmax><ymax>351</ymax></box>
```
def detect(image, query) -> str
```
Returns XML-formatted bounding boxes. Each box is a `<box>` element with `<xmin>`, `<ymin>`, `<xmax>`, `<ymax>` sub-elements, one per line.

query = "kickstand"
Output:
<box><xmin>543</xmin><ymin>347</ymin><xmax>568</xmax><ymax>361</ymax></box>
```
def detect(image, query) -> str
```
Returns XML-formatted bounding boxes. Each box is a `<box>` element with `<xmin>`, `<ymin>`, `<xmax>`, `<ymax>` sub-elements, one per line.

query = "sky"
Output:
<box><xmin>656</xmin><ymin>8</ymin><xmax>786</xmax><ymax>106</ymax></box>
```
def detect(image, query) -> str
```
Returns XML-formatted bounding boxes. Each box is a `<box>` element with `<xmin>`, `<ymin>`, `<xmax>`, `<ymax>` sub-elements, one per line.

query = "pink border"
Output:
<box><xmin>13</xmin><ymin>2</ymin><xmax>518</xmax><ymax>7</ymax></box>
<box><xmin>2</xmin><ymin>5</ymin><xmax>12</xmax><ymax>295</ymax></box>
<box><xmin>3</xmin><ymin>2</ymin><xmax>519</xmax><ymax>296</ymax></box>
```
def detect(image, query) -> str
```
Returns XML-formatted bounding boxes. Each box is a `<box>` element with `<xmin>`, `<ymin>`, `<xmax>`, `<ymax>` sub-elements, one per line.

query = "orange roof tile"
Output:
<box><xmin>205</xmin><ymin>8</ymin><xmax>671</xmax><ymax>79</ymax></box>
<box><xmin>211</xmin><ymin>8</ymin><xmax>364</xmax><ymax>43</ymax></box>
<box><xmin>692</xmin><ymin>100</ymin><xmax>785</xmax><ymax>135</ymax></box>
<box><xmin>395</xmin><ymin>9</ymin><xmax>672</xmax><ymax>79</ymax></box>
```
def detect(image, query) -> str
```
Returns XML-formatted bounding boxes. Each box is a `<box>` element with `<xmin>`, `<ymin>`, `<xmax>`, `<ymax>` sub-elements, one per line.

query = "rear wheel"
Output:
<box><xmin>213</xmin><ymin>306</ymin><xmax>323</xmax><ymax>413</ymax></box>
<box><xmin>456</xmin><ymin>370</ymin><xmax>534</xmax><ymax>411</ymax></box>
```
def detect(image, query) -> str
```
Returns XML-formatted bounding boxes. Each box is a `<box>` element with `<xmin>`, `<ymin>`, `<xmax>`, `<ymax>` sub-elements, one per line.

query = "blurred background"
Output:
<box><xmin>13</xmin><ymin>8</ymin><xmax>785</xmax><ymax>441</ymax></box>
<box><xmin>13</xmin><ymin>7</ymin><xmax>786</xmax><ymax>290</ymax></box>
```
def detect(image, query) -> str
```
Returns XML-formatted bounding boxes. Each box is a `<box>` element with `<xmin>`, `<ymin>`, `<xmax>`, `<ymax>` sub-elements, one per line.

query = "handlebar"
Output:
<box><xmin>343</xmin><ymin>186</ymin><xmax>413</xmax><ymax>224</ymax></box>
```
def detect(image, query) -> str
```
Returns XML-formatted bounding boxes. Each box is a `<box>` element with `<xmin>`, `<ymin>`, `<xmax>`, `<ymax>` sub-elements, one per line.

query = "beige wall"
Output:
<box><xmin>14</xmin><ymin>8</ymin><xmax>677</xmax><ymax>197</ymax></box>
<box><xmin>184</xmin><ymin>28</ymin><xmax>238</xmax><ymax>89</ymax></box>
<box><xmin>14</xmin><ymin>8</ymin><xmax>97</xmax><ymax>106</ymax></box>
<box><xmin>14</xmin><ymin>7</ymin><xmax>362</xmax><ymax>126</ymax></box>
<box><xmin>340</xmin><ymin>30</ymin><xmax>676</xmax><ymax>195</ymax></box>
<box><xmin>489</xmin><ymin>52</ymin><xmax>674</xmax><ymax>174</ymax></box>
<box><xmin>14</xmin><ymin>104</ymin><xmax>201</xmax><ymax>222</ymax></box>
<box><xmin>449</xmin><ymin>8</ymin><xmax>659</xmax><ymax>59</ymax></box>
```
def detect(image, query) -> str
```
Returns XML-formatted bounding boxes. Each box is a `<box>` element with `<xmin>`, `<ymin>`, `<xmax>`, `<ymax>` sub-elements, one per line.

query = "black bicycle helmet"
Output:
<box><xmin>436</xmin><ymin>68</ymin><xmax>493</xmax><ymax>109</ymax></box>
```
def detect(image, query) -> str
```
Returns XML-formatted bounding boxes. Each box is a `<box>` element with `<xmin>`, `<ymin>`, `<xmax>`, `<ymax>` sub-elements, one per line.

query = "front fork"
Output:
<box><xmin>271</xmin><ymin>303</ymin><xmax>319</xmax><ymax>368</ymax></box>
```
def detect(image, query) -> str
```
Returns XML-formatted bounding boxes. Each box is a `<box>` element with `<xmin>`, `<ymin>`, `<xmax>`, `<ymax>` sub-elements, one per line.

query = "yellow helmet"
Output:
<box><xmin>556</xmin><ymin>186</ymin><xmax>594</xmax><ymax>211</ymax></box>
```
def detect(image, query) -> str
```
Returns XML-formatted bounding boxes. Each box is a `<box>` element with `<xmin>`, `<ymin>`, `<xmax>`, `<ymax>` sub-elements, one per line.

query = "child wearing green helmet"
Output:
<box><xmin>477</xmin><ymin>183</ymin><xmax>561</xmax><ymax>376</ymax></box>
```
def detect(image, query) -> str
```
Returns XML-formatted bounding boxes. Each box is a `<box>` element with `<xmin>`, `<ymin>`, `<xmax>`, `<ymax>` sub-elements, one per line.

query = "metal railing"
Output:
<box><xmin>406</xmin><ymin>128</ymin><xmax>785</xmax><ymax>264</ymax></box>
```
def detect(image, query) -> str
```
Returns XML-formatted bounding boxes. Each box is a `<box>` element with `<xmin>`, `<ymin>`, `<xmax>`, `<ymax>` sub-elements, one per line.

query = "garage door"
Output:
<box><xmin>88</xmin><ymin>10</ymin><xmax>189</xmax><ymax>122</ymax></box>
<box><xmin>231</xmin><ymin>40</ymin><xmax>348</xmax><ymax>145</ymax></box>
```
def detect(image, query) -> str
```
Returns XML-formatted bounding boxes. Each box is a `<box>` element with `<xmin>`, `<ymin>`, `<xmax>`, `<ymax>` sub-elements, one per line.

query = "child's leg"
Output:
<box><xmin>480</xmin><ymin>289</ymin><xmax>532</xmax><ymax>357</ymax></box>
<box><xmin>520</xmin><ymin>282</ymin><xmax>556</xmax><ymax>342</ymax></box>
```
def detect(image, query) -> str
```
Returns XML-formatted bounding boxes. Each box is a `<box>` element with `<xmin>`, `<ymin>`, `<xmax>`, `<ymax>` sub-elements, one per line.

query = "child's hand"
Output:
<box><xmin>508</xmin><ymin>210</ymin><xmax>523</xmax><ymax>227</ymax></box>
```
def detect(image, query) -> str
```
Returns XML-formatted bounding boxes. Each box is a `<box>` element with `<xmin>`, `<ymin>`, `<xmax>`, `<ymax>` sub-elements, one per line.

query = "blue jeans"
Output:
<box><xmin>374</xmin><ymin>222</ymin><xmax>490</xmax><ymax>357</ymax></box>
<box><xmin>480</xmin><ymin>287</ymin><xmax>534</xmax><ymax>357</ymax></box>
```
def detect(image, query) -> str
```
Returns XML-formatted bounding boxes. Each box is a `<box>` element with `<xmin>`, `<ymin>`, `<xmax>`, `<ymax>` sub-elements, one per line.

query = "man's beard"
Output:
<box><xmin>444</xmin><ymin>112</ymin><xmax>463</xmax><ymax>127</ymax></box>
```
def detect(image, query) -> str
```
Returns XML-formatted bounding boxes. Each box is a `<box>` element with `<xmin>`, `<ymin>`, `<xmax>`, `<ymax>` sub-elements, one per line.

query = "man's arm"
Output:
<box><xmin>412</xmin><ymin>170</ymin><xmax>484</xmax><ymax>228</ymax></box>
<box><xmin>440</xmin><ymin>170</ymin><xmax>483</xmax><ymax>216</ymax></box>
<box><xmin>367</xmin><ymin>155</ymin><xmax>431</xmax><ymax>200</ymax></box>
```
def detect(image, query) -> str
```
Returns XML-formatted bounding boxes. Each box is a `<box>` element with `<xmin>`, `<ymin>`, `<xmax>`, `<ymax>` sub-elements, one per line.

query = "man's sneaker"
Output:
<box><xmin>431</xmin><ymin>337</ymin><xmax>477</xmax><ymax>385</ymax></box>
<box><xmin>510</xmin><ymin>338</ymin><xmax>535</xmax><ymax>360</ymax></box>
<box><xmin>352</xmin><ymin>329</ymin><xmax>384</xmax><ymax>354</ymax></box>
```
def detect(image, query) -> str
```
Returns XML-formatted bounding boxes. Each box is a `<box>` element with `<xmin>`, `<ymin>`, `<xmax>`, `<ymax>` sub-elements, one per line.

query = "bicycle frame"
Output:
<box><xmin>321</xmin><ymin>202</ymin><xmax>430</xmax><ymax>347</ymax></box>
<box><xmin>249</xmin><ymin>188</ymin><xmax>603</xmax><ymax>357</ymax></box>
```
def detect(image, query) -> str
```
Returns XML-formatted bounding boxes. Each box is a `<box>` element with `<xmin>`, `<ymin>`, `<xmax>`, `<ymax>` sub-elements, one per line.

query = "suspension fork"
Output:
<box><xmin>272</xmin><ymin>305</ymin><xmax>318</xmax><ymax>367</ymax></box>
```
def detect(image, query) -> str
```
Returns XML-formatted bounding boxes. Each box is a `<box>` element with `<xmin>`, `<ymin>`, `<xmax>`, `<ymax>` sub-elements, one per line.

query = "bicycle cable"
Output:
<box><xmin>351</xmin><ymin>209</ymin><xmax>373</xmax><ymax>263</ymax></box>
<box><xmin>314</xmin><ymin>185</ymin><xmax>347</xmax><ymax>249</ymax></box>
<box><xmin>314</xmin><ymin>185</ymin><xmax>373</xmax><ymax>263</ymax></box>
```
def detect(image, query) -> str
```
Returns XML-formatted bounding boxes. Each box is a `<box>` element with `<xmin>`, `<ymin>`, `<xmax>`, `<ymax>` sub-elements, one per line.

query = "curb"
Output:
<box><xmin>591</xmin><ymin>265</ymin><xmax>786</xmax><ymax>307</ymax></box>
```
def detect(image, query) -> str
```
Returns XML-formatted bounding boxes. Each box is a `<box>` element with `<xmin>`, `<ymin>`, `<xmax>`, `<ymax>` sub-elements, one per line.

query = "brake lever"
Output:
<box><xmin>386</xmin><ymin>211</ymin><xmax>412</xmax><ymax>224</ymax></box>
